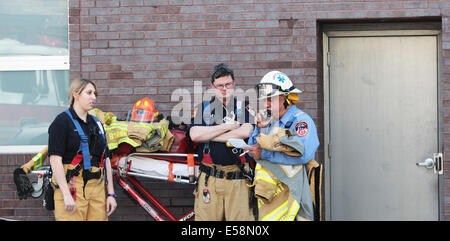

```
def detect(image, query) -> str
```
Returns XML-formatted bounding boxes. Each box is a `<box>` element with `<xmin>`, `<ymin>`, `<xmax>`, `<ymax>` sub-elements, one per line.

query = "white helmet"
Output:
<box><xmin>256</xmin><ymin>71</ymin><xmax>302</xmax><ymax>99</ymax></box>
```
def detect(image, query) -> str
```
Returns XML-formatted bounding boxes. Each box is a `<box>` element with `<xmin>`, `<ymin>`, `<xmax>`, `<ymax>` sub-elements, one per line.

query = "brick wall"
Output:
<box><xmin>2</xmin><ymin>0</ymin><xmax>450</xmax><ymax>221</ymax></box>
<box><xmin>0</xmin><ymin>154</ymin><xmax>194</xmax><ymax>221</ymax></box>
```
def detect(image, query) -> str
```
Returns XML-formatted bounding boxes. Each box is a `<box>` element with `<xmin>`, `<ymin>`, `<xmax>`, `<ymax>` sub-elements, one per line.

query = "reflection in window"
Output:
<box><xmin>0</xmin><ymin>70</ymin><xmax>69</xmax><ymax>106</ymax></box>
<box><xmin>0</xmin><ymin>0</ymin><xmax>68</xmax><ymax>56</ymax></box>
<box><xmin>0</xmin><ymin>70</ymin><xmax>69</xmax><ymax>145</ymax></box>
<box><xmin>0</xmin><ymin>0</ymin><xmax>69</xmax><ymax>146</ymax></box>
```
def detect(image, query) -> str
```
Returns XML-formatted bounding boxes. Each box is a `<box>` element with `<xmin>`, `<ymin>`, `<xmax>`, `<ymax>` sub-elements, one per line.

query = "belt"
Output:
<box><xmin>54</xmin><ymin>165</ymin><xmax>103</xmax><ymax>189</ymax></box>
<box><xmin>82</xmin><ymin>168</ymin><xmax>102</xmax><ymax>181</ymax></box>
<box><xmin>199</xmin><ymin>164</ymin><xmax>246</xmax><ymax>180</ymax></box>
<box><xmin>65</xmin><ymin>165</ymin><xmax>102</xmax><ymax>181</ymax></box>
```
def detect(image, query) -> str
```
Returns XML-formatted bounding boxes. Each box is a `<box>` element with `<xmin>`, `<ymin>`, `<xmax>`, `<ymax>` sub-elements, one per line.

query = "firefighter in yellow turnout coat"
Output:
<box><xmin>245</xmin><ymin>71</ymin><xmax>319</xmax><ymax>221</ymax></box>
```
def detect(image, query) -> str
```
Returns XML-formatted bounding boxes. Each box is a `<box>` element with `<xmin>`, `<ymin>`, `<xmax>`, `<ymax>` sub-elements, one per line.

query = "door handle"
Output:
<box><xmin>416</xmin><ymin>153</ymin><xmax>444</xmax><ymax>175</ymax></box>
<box><xmin>433</xmin><ymin>153</ymin><xmax>443</xmax><ymax>175</ymax></box>
<box><xmin>416</xmin><ymin>158</ymin><xmax>434</xmax><ymax>169</ymax></box>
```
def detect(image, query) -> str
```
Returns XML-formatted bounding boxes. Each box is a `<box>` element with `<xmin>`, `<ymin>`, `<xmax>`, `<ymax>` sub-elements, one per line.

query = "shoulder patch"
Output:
<box><xmin>295</xmin><ymin>121</ymin><xmax>308</xmax><ymax>137</ymax></box>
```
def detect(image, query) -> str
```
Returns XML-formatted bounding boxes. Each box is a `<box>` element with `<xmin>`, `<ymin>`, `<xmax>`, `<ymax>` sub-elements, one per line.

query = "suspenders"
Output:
<box><xmin>64</xmin><ymin>109</ymin><xmax>107</xmax><ymax>171</ymax></box>
<box><xmin>58</xmin><ymin>109</ymin><xmax>109</xmax><ymax>198</ymax></box>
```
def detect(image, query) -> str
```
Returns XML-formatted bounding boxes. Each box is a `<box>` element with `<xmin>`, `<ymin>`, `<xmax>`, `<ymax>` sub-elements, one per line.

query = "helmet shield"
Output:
<box><xmin>257</xmin><ymin>71</ymin><xmax>303</xmax><ymax>99</ymax></box>
<box><xmin>256</xmin><ymin>83</ymin><xmax>284</xmax><ymax>99</ymax></box>
<box><xmin>127</xmin><ymin>97</ymin><xmax>159</xmax><ymax>123</ymax></box>
<box><xmin>130</xmin><ymin>109</ymin><xmax>157</xmax><ymax>123</ymax></box>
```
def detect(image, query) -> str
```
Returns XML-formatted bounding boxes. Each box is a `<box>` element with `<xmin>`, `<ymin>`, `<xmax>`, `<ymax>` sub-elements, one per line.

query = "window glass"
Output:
<box><xmin>0</xmin><ymin>0</ymin><xmax>68</xmax><ymax>56</ymax></box>
<box><xmin>0</xmin><ymin>70</ymin><xmax>69</xmax><ymax>145</ymax></box>
<box><xmin>0</xmin><ymin>1</ymin><xmax>69</xmax><ymax>147</ymax></box>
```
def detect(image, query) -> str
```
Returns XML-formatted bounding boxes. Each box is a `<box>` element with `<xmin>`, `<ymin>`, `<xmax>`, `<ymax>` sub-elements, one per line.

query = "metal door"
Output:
<box><xmin>324</xmin><ymin>30</ymin><xmax>442</xmax><ymax>220</ymax></box>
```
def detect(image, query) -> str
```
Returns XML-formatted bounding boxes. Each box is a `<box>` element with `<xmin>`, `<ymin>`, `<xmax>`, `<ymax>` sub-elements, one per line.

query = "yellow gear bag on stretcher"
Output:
<box><xmin>136</xmin><ymin>119</ymin><xmax>173</xmax><ymax>153</ymax></box>
<box><xmin>103</xmin><ymin>118</ymin><xmax>141</xmax><ymax>150</ymax></box>
<box><xmin>93</xmin><ymin>110</ymin><xmax>172</xmax><ymax>152</ymax></box>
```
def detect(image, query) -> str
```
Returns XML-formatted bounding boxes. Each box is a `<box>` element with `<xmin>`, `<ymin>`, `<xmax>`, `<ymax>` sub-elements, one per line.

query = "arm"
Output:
<box><xmin>211</xmin><ymin>123</ymin><xmax>254</xmax><ymax>143</ymax></box>
<box><xmin>49</xmin><ymin>155</ymin><xmax>76</xmax><ymax>214</ymax></box>
<box><xmin>244</xmin><ymin>124</ymin><xmax>262</xmax><ymax>159</ymax></box>
<box><xmin>289</xmin><ymin>116</ymin><xmax>320</xmax><ymax>164</ymax></box>
<box><xmin>211</xmin><ymin>100</ymin><xmax>256</xmax><ymax>143</ymax></box>
<box><xmin>104</xmin><ymin>157</ymin><xmax>117</xmax><ymax>216</ymax></box>
<box><xmin>258</xmin><ymin>115</ymin><xmax>320</xmax><ymax>165</ymax></box>
<box><xmin>105</xmin><ymin>157</ymin><xmax>114</xmax><ymax>195</ymax></box>
<box><xmin>189</xmin><ymin>122</ymin><xmax>239</xmax><ymax>143</ymax></box>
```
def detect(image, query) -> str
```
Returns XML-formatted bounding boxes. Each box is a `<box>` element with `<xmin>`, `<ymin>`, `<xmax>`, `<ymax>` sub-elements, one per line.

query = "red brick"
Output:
<box><xmin>97</xmin><ymin>65</ymin><xmax>122</xmax><ymax>72</ymax></box>
<box><xmin>0</xmin><ymin>209</ymin><xmax>14</xmax><ymax>216</ymax></box>
<box><xmin>109</xmin><ymin>72</ymin><xmax>133</xmax><ymax>79</ymax></box>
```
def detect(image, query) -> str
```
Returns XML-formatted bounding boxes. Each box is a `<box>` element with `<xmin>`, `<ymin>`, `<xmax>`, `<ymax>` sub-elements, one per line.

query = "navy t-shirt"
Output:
<box><xmin>48</xmin><ymin>106</ymin><xmax>110</xmax><ymax>166</ymax></box>
<box><xmin>189</xmin><ymin>97</ymin><xmax>255</xmax><ymax>166</ymax></box>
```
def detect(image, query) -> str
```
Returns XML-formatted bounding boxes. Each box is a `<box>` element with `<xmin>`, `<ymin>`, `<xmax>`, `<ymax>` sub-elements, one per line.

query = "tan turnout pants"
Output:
<box><xmin>53</xmin><ymin>164</ymin><xmax>107</xmax><ymax>221</ymax></box>
<box><xmin>193</xmin><ymin>163</ymin><xmax>255</xmax><ymax>221</ymax></box>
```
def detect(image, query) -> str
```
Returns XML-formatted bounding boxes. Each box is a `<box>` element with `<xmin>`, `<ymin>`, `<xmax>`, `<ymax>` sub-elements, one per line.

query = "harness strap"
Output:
<box><xmin>91</xmin><ymin>115</ymin><xmax>108</xmax><ymax>184</ymax></box>
<box><xmin>82</xmin><ymin>168</ymin><xmax>102</xmax><ymax>198</ymax></box>
<box><xmin>202</xmin><ymin>100</ymin><xmax>212</xmax><ymax>155</ymax></box>
<box><xmin>55</xmin><ymin>163</ymin><xmax>102</xmax><ymax>189</ymax></box>
<box><xmin>65</xmin><ymin>164</ymin><xmax>82</xmax><ymax>183</ymax></box>
<box><xmin>202</xmin><ymin>153</ymin><xmax>214</xmax><ymax>165</ymax></box>
<box><xmin>64</xmin><ymin>109</ymin><xmax>109</xmax><ymax>183</ymax></box>
<box><xmin>233</xmin><ymin>155</ymin><xmax>254</xmax><ymax>183</ymax></box>
<box><xmin>65</xmin><ymin>110</ymin><xmax>92</xmax><ymax>170</ymax></box>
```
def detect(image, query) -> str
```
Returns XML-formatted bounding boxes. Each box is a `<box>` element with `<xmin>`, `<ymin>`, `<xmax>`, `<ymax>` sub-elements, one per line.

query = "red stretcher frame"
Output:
<box><xmin>112</xmin><ymin>152</ymin><xmax>199</xmax><ymax>221</ymax></box>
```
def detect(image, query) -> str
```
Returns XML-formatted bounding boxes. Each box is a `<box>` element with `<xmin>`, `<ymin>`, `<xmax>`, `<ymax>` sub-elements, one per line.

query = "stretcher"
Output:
<box><xmin>22</xmin><ymin>150</ymin><xmax>200</xmax><ymax>221</ymax></box>
<box><xmin>111</xmin><ymin>152</ymin><xmax>200</xmax><ymax>221</ymax></box>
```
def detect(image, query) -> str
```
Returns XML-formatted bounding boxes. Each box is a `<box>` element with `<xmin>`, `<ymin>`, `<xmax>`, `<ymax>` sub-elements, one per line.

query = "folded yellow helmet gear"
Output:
<box><xmin>88</xmin><ymin>108</ymin><xmax>173</xmax><ymax>153</ymax></box>
<box><xmin>256</xmin><ymin>127</ymin><xmax>304</xmax><ymax>157</ymax></box>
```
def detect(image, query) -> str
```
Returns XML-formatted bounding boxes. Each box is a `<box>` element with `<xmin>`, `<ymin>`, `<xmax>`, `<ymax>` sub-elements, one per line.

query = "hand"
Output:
<box><xmin>222</xmin><ymin>114</ymin><xmax>240</xmax><ymax>131</ymax></box>
<box><xmin>256</xmin><ymin>110</ymin><xmax>272</xmax><ymax>128</ymax></box>
<box><xmin>62</xmin><ymin>191</ymin><xmax>76</xmax><ymax>214</ymax></box>
<box><xmin>223</xmin><ymin>121</ymin><xmax>240</xmax><ymax>131</ymax></box>
<box><xmin>244</xmin><ymin>144</ymin><xmax>262</xmax><ymax>160</ymax></box>
<box><xmin>106</xmin><ymin>196</ymin><xmax>117</xmax><ymax>216</ymax></box>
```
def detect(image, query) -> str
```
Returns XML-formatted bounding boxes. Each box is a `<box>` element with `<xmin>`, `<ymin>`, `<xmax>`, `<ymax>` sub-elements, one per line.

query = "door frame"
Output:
<box><xmin>322</xmin><ymin>26</ymin><xmax>444</xmax><ymax>220</ymax></box>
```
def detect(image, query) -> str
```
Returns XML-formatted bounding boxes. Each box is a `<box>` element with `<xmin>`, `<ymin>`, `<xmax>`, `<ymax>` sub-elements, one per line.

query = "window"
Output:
<box><xmin>0</xmin><ymin>0</ymin><xmax>69</xmax><ymax>148</ymax></box>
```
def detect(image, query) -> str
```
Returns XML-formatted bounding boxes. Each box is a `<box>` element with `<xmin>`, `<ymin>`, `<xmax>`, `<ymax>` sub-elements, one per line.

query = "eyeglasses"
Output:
<box><xmin>213</xmin><ymin>82</ymin><xmax>234</xmax><ymax>90</ymax></box>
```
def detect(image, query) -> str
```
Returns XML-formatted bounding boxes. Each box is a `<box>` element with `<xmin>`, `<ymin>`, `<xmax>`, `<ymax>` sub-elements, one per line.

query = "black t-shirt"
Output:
<box><xmin>48</xmin><ymin>106</ymin><xmax>110</xmax><ymax>166</ymax></box>
<box><xmin>189</xmin><ymin>97</ymin><xmax>255</xmax><ymax>166</ymax></box>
